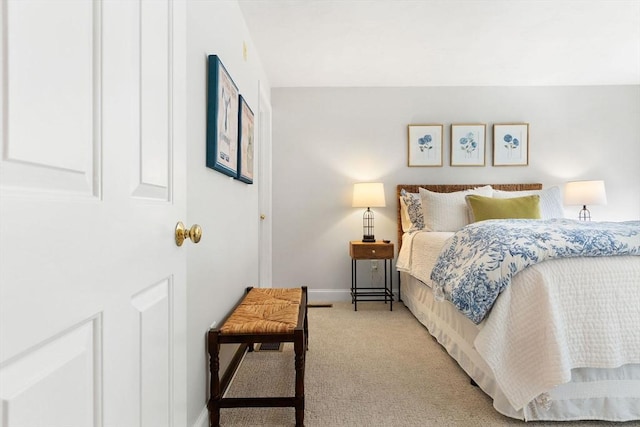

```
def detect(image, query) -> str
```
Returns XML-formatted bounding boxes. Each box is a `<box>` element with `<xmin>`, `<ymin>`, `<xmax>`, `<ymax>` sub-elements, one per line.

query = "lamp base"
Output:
<box><xmin>362</xmin><ymin>235</ymin><xmax>376</xmax><ymax>243</ymax></box>
<box><xmin>578</xmin><ymin>205</ymin><xmax>591</xmax><ymax>221</ymax></box>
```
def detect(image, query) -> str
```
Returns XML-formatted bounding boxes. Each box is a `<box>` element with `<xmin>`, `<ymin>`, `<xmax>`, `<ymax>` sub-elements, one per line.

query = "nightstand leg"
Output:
<box><xmin>386</xmin><ymin>259</ymin><xmax>392</xmax><ymax>311</ymax></box>
<box><xmin>352</xmin><ymin>258</ymin><xmax>358</xmax><ymax>311</ymax></box>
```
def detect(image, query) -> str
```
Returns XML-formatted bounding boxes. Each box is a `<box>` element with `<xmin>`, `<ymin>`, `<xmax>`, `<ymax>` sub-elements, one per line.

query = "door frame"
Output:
<box><xmin>257</xmin><ymin>81</ymin><xmax>272</xmax><ymax>288</ymax></box>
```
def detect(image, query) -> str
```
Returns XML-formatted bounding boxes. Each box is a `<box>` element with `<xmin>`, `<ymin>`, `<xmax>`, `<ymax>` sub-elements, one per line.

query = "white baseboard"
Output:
<box><xmin>192</xmin><ymin>406</ymin><xmax>208</xmax><ymax>427</ymax></box>
<box><xmin>307</xmin><ymin>288</ymin><xmax>350</xmax><ymax>302</ymax></box>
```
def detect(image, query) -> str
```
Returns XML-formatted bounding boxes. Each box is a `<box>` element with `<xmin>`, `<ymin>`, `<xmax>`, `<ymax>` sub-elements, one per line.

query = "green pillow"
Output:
<box><xmin>465</xmin><ymin>194</ymin><xmax>541</xmax><ymax>222</ymax></box>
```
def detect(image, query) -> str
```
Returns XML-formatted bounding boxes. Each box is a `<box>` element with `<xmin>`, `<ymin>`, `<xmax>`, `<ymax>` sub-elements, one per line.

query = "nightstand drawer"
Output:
<box><xmin>349</xmin><ymin>241</ymin><xmax>394</xmax><ymax>259</ymax></box>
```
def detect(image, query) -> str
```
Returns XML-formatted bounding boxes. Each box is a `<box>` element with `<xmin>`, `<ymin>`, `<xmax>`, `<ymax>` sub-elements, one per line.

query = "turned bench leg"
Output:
<box><xmin>294</xmin><ymin>328</ymin><xmax>305</xmax><ymax>427</ymax></box>
<box><xmin>207</xmin><ymin>330</ymin><xmax>221</xmax><ymax>427</ymax></box>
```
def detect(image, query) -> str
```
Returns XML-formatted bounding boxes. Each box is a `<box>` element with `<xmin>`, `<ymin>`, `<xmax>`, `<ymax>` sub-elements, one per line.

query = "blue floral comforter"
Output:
<box><xmin>430</xmin><ymin>218</ymin><xmax>640</xmax><ymax>324</ymax></box>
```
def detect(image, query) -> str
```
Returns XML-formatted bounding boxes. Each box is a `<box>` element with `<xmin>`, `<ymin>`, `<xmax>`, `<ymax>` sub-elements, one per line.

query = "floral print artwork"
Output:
<box><xmin>459</xmin><ymin>132</ymin><xmax>478</xmax><ymax>158</ymax></box>
<box><xmin>493</xmin><ymin>124</ymin><xmax>529</xmax><ymax>166</ymax></box>
<box><xmin>451</xmin><ymin>124</ymin><xmax>485</xmax><ymax>165</ymax></box>
<box><xmin>418</xmin><ymin>134</ymin><xmax>432</xmax><ymax>151</ymax></box>
<box><xmin>408</xmin><ymin>125</ymin><xmax>443</xmax><ymax>166</ymax></box>
<box><xmin>503</xmin><ymin>134</ymin><xmax>520</xmax><ymax>158</ymax></box>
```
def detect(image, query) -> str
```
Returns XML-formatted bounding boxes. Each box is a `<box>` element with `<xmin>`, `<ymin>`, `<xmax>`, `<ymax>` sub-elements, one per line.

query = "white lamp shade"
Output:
<box><xmin>564</xmin><ymin>180</ymin><xmax>607</xmax><ymax>206</ymax></box>
<box><xmin>352</xmin><ymin>183</ymin><xmax>386</xmax><ymax>208</ymax></box>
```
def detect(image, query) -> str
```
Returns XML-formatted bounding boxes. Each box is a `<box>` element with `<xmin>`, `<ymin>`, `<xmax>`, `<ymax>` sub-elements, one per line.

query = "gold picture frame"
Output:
<box><xmin>493</xmin><ymin>123</ymin><xmax>529</xmax><ymax>166</ymax></box>
<box><xmin>407</xmin><ymin>124</ymin><xmax>443</xmax><ymax>167</ymax></box>
<box><xmin>450</xmin><ymin>124</ymin><xmax>486</xmax><ymax>166</ymax></box>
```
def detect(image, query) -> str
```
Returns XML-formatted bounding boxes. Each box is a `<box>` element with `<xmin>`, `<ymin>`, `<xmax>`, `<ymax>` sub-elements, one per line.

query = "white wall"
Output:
<box><xmin>185</xmin><ymin>2</ymin><xmax>270</xmax><ymax>426</ymax></box>
<box><xmin>271</xmin><ymin>86</ymin><xmax>640</xmax><ymax>301</ymax></box>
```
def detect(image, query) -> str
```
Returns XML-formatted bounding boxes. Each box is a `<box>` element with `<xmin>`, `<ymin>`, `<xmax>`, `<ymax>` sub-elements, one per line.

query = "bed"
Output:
<box><xmin>395</xmin><ymin>183</ymin><xmax>640</xmax><ymax>422</ymax></box>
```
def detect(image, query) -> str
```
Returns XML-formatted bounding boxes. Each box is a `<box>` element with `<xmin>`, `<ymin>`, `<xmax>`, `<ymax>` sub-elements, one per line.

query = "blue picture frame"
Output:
<box><xmin>237</xmin><ymin>95</ymin><xmax>255</xmax><ymax>184</ymax></box>
<box><xmin>206</xmin><ymin>55</ymin><xmax>239</xmax><ymax>177</ymax></box>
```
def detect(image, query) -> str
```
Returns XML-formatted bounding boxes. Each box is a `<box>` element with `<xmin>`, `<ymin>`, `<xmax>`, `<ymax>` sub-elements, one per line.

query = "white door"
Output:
<box><xmin>257</xmin><ymin>83</ymin><xmax>272</xmax><ymax>287</ymax></box>
<box><xmin>0</xmin><ymin>1</ymin><xmax>187</xmax><ymax>427</ymax></box>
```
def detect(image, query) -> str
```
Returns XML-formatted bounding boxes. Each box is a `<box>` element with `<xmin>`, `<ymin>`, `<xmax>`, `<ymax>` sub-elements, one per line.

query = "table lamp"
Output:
<box><xmin>352</xmin><ymin>182</ymin><xmax>386</xmax><ymax>242</ymax></box>
<box><xmin>564</xmin><ymin>180</ymin><xmax>607</xmax><ymax>221</ymax></box>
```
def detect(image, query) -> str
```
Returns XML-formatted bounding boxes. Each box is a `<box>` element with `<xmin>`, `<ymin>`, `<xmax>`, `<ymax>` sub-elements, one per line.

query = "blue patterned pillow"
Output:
<box><xmin>400</xmin><ymin>189</ymin><xmax>424</xmax><ymax>232</ymax></box>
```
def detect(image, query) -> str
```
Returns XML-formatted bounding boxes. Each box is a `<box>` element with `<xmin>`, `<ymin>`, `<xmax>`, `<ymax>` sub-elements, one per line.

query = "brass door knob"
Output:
<box><xmin>175</xmin><ymin>222</ymin><xmax>202</xmax><ymax>246</ymax></box>
<box><xmin>260</xmin><ymin>214</ymin><xmax>266</xmax><ymax>220</ymax></box>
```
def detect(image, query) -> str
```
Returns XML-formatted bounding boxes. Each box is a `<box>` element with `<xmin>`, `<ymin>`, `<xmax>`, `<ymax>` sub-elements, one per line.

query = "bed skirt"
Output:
<box><xmin>400</xmin><ymin>271</ymin><xmax>640</xmax><ymax>422</ymax></box>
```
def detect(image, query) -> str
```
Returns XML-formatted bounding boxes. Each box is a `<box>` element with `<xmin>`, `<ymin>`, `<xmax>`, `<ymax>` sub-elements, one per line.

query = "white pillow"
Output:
<box><xmin>493</xmin><ymin>186</ymin><xmax>564</xmax><ymax>219</ymax></box>
<box><xmin>399</xmin><ymin>189</ymin><xmax>424</xmax><ymax>232</ymax></box>
<box><xmin>419</xmin><ymin>185</ymin><xmax>493</xmax><ymax>231</ymax></box>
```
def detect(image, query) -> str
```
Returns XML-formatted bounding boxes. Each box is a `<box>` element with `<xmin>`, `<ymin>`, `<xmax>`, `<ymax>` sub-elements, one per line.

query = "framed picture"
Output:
<box><xmin>206</xmin><ymin>55</ymin><xmax>239</xmax><ymax>177</ymax></box>
<box><xmin>237</xmin><ymin>95</ymin><xmax>255</xmax><ymax>184</ymax></box>
<box><xmin>450</xmin><ymin>124</ymin><xmax>486</xmax><ymax>166</ymax></box>
<box><xmin>407</xmin><ymin>124</ymin><xmax>443</xmax><ymax>167</ymax></box>
<box><xmin>493</xmin><ymin>123</ymin><xmax>529</xmax><ymax>166</ymax></box>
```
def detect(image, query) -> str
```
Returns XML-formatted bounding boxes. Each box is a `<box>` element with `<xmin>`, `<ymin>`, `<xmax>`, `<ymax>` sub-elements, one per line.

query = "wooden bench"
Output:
<box><xmin>207</xmin><ymin>286</ymin><xmax>308</xmax><ymax>427</ymax></box>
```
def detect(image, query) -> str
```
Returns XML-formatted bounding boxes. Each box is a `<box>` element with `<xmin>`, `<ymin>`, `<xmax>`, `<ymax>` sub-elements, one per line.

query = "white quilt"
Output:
<box><xmin>396</xmin><ymin>231</ymin><xmax>453</xmax><ymax>285</ymax></box>
<box><xmin>397</xmin><ymin>231</ymin><xmax>640</xmax><ymax>412</ymax></box>
<box><xmin>476</xmin><ymin>255</ymin><xmax>640</xmax><ymax>411</ymax></box>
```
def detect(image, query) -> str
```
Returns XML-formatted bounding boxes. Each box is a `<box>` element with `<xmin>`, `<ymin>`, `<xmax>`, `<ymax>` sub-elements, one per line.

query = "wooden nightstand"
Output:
<box><xmin>349</xmin><ymin>241</ymin><xmax>394</xmax><ymax>311</ymax></box>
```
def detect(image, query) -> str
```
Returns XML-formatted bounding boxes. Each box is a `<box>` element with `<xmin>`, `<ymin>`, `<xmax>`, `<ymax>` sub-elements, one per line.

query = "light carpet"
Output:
<box><xmin>220</xmin><ymin>302</ymin><xmax>639</xmax><ymax>426</ymax></box>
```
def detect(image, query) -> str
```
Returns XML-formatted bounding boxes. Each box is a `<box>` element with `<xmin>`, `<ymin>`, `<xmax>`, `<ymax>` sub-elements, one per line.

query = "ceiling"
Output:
<box><xmin>237</xmin><ymin>0</ymin><xmax>640</xmax><ymax>88</ymax></box>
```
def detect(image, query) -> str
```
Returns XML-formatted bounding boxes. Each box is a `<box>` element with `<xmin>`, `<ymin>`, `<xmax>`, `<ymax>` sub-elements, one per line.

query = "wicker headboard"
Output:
<box><xmin>396</xmin><ymin>183</ymin><xmax>543</xmax><ymax>251</ymax></box>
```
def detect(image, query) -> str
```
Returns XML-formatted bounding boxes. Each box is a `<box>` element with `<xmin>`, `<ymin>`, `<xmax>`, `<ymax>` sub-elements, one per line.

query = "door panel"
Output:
<box><xmin>136</xmin><ymin>0</ymin><xmax>170</xmax><ymax>200</ymax></box>
<box><xmin>0</xmin><ymin>0</ymin><xmax>100</xmax><ymax>197</ymax></box>
<box><xmin>131</xmin><ymin>278</ymin><xmax>172</xmax><ymax>427</ymax></box>
<box><xmin>0</xmin><ymin>317</ymin><xmax>100</xmax><ymax>427</ymax></box>
<box><xmin>0</xmin><ymin>1</ymin><xmax>186</xmax><ymax>426</ymax></box>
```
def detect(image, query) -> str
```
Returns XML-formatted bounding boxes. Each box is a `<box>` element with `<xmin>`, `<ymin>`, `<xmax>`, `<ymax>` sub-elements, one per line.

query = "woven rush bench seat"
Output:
<box><xmin>207</xmin><ymin>286</ymin><xmax>308</xmax><ymax>427</ymax></box>
<box><xmin>220</xmin><ymin>303</ymin><xmax>300</xmax><ymax>334</ymax></box>
<box><xmin>237</xmin><ymin>287</ymin><xmax>302</xmax><ymax>306</ymax></box>
<box><xmin>219</xmin><ymin>287</ymin><xmax>303</xmax><ymax>335</ymax></box>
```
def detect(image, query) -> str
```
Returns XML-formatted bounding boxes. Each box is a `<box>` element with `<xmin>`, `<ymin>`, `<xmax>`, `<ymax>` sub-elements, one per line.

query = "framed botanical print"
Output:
<box><xmin>407</xmin><ymin>124</ymin><xmax>443</xmax><ymax>167</ymax></box>
<box><xmin>450</xmin><ymin>124</ymin><xmax>486</xmax><ymax>166</ymax></box>
<box><xmin>206</xmin><ymin>55</ymin><xmax>239</xmax><ymax>177</ymax></box>
<box><xmin>493</xmin><ymin>123</ymin><xmax>529</xmax><ymax>166</ymax></box>
<box><xmin>237</xmin><ymin>95</ymin><xmax>255</xmax><ymax>184</ymax></box>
